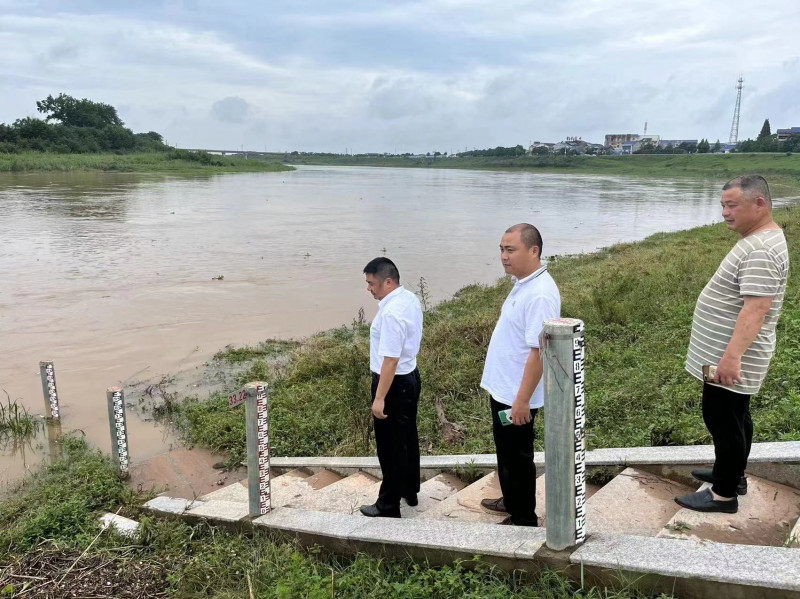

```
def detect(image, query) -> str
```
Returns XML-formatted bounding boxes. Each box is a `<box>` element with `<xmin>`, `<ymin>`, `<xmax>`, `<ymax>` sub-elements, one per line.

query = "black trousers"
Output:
<box><xmin>490</xmin><ymin>396</ymin><xmax>538</xmax><ymax>526</ymax></box>
<box><xmin>372</xmin><ymin>369</ymin><xmax>421</xmax><ymax>510</ymax></box>
<box><xmin>701</xmin><ymin>383</ymin><xmax>753</xmax><ymax>498</ymax></box>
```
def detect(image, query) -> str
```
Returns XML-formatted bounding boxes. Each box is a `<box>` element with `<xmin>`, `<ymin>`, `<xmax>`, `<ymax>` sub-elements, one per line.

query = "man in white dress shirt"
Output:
<box><xmin>359</xmin><ymin>257</ymin><xmax>424</xmax><ymax>518</ymax></box>
<box><xmin>479</xmin><ymin>224</ymin><xmax>561</xmax><ymax>526</ymax></box>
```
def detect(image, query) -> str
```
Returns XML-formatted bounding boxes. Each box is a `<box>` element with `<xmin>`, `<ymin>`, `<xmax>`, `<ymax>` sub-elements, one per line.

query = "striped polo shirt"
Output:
<box><xmin>686</xmin><ymin>229</ymin><xmax>789</xmax><ymax>395</ymax></box>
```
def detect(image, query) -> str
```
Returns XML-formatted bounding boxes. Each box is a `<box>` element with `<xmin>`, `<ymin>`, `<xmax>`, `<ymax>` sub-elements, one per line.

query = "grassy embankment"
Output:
<box><xmin>0</xmin><ymin>437</ymin><xmax>668</xmax><ymax>598</ymax></box>
<box><xmin>167</xmin><ymin>206</ymin><xmax>799</xmax><ymax>464</ymax></box>
<box><xmin>0</xmin><ymin>150</ymin><xmax>294</xmax><ymax>174</ymax></box>
<box><xmin>284</xmin><ymin>153</ymin><xmax>800</xmax><ymax>197</ymax></box>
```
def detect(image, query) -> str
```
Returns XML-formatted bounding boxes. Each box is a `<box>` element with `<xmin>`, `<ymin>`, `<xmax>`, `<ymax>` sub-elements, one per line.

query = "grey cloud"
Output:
<box><xmin>368</xmin><ymin>78</ymin><xmax>436</xmax><ymax>120</ymax></box>
<box><xmin>211</xmin><ymin>96</ymin><xmax>250</xmax><ymax>123</ymax></box>
<box><xmin>3</xmin><ymin>1</ymin><xmax>800</xmax><ymax>152</ymax></box>
<box><xmin>43</xmin><ymin>39</ymin><xmax>80</xmax><ymax>64</ymax></box>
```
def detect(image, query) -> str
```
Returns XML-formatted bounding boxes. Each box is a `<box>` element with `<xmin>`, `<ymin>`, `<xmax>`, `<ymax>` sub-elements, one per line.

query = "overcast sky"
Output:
<box><xmin>1</xmin><ymin>0</ymin><xmax>798</xmax><ymax>153</ymax></box>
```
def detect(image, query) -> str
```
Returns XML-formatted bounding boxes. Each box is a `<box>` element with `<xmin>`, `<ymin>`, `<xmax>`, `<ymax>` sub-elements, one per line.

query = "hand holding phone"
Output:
<box><xmin>498</xmin><ymin>408</ymin><xmax>513</xmax><ymax>426</ymax></box>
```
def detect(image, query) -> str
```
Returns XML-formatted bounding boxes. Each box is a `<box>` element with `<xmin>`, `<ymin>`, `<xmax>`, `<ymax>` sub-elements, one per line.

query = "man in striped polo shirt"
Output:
<box><xmin>676</xmin><ymin>175</ymin><xmax>789</xmax><ymax>514</ymax></box>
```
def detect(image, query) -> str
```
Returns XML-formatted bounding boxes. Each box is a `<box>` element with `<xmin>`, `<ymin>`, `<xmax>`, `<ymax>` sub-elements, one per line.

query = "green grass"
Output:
<box><xmin>0</xmin><ymin>435</ymin><xmax>138</xmax><ymax>553</ymax></box>
<box><xmin>0</xmin><ymin>437</ymin><xmax>671</xmax><ymax>598</ymax></box>
<box><xmin>167</xmin><ymin>205</ymin><xmax>800</xmax><ymax>461</ymax></box>
<box><xmin>0</xmin><ymin>151</ymin><xmax>294</xmax><ymax>173</ymax></box>
<box><xmin>0</xmin><ymin>397</ymin><xmax>41</xmax><ymax>445</ymax></box>
<box><xmin>283</xmin><ymin>153</ymin><xmax>800</xmax><ymax>197</ymax></box>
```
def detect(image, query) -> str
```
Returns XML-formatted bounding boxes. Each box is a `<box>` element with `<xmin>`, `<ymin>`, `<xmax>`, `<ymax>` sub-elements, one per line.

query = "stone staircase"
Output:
<box><xmin>144</xmin><ymin>442</ymin><xmax>800</xmax><ymax>598</ymax></box>
<box><xmin>159</xmin><ymin>464</ymin><xmax>800</xmax><ymax>546</ymax></box>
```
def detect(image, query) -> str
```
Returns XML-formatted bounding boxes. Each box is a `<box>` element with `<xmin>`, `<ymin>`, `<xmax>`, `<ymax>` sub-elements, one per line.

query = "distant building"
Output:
<box><xmin>552</xmin><ymin>138</ymin><xmax>603</xmax><ymax>155</ymax></box>
<box><xmin>658</xmin><ymin>139</ymin><xmax>698</xmax><ymax>149</ymax></box>
<box><xmin>605</xmin><ymin>133</ymin><xmax>640</xmax><ymax>149</ymax></box>
<box><xmin>777</xmin><ymin>127</ymin><xmax>800</xmax><ymax>142</ymax></box>
<box><xmin>528</xmin><ymin>141</ymin><xmax>555</xmax><ymax>153</ymax></box>
<box><xmin>620</xmin><ymin>135</ymin><xmax>661</xmax><ymax>154</ymax></box>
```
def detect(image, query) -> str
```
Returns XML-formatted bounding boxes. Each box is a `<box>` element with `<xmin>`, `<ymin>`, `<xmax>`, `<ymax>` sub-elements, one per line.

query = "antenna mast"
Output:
<box><xmin>729</xmin><ymin>76</ymin><xmax>743</xmax><ymax>144</ymax></box>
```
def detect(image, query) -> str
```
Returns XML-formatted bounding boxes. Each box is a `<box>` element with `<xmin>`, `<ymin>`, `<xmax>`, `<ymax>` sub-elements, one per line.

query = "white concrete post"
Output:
<box><xmin>39</xmin><ymin>361</ymin><xmax>60</xmax><ymax>419</ymax></box>
<box><xmin>106</xmin><ymin>386</ymin><xmax>130</xmax><ymax>477</ymax></box>
<box><xmin>46</xmin><ymin>419</ymin><xmax>64</xmax><ymax>464</ymax></box>
<box><xmin>245</xmin><ymin>382</ymin><xmax>271</xmax><ymax>517</ymax></box>
<box><xmin>541</xmin><ymin>318</ymin><xmax>587</xmax><ymax>550</ymax></box>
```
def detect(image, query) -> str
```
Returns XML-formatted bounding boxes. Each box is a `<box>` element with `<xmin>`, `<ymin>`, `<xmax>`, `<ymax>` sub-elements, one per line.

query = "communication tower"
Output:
<box><xmin>729</xmin><ymin>76</ymin><xmax>744</xmax><ymax>144</ymax></box>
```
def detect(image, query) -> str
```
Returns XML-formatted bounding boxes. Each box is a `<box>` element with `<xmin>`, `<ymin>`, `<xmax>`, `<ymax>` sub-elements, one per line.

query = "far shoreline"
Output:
<box><xmin>0</xmin><ymin>151</ymin><xmax>295</xmax><ymax>174</ymax></box>
<box><xmin>284</xmin><ymin>152</ymin><xmax>800</xmax><ymax>197</ymax></box>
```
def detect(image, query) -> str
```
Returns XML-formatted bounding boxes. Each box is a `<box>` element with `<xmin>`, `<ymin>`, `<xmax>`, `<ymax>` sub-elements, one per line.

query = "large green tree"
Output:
<box><xmin>757</xmin><ymin>118</ymin><xmax>771</xmax><ymax>141</ymax></box>
<box><xmin>36</xmin><ymin>93</ymin><xmax>124</xmax><ymax>128</ymax></box>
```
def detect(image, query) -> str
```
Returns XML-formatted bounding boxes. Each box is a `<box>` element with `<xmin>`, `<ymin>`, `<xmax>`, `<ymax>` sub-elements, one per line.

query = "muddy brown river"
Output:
<box><xmin>0</xmin><ymin>166</ymin><xmax>734</xmax><ymax>485</ymax></box>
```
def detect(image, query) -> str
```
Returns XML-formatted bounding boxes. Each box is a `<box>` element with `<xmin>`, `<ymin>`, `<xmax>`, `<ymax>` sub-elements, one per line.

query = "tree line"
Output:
<box><xmin>0</xmin><ymin>94</ymin><xmax>169</xmax><ymax>154</ymax></box>
<box><xmin>737</xmin><ymin>119</ymin><xmax>800</xmax><ymax>153</ymax></box>
<box><xmin>459</xmin><ymin>145</ymin><xmax>527</xmax><ymax>157</ymax></box>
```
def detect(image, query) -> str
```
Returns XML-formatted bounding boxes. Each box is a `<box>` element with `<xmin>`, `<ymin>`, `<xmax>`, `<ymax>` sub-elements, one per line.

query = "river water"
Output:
<box><xmin>0</xmin><ymin>165</ymin><xmax>730</xmax><ymax>483</ymax></box>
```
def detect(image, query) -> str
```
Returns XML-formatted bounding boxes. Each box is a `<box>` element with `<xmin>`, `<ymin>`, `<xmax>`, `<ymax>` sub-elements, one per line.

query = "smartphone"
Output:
<box><xmin>498</xmin><ymin>408</ymin><xmax>513</xmax><ymax>426</ymax></box>
<box><xmin>702</xmin><ymin>365</ymin><xmax>717</xmax><ymax>382</ymax></box>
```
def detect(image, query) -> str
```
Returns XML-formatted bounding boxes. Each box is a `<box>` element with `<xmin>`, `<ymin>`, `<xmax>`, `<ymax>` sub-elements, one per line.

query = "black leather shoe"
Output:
<box><xmin>675</xmin><ymin>488</ymin><xmax>738</xmax><ymax>513</ymax></box>
<box><xmin>480</xmin><ymin>497</ymin><xmax>507</xmax><ymax>513</ymax></box>
<box><xmin>403</xmin><ymin>494</ymin><xmax>418</xmax><ymax>507</ymax></box>
<box><xmin>498</xmin><ymin>515</ymin><xmax>538</xmax><ymax>527</ymax></box>
<box><xmin>359</xmin><ymin>503</ymin><xmax>400</xmax><ymax>518</ymax></box>
<box><xmin>691</xmin><ymin>469</ymin><xmax>747</xmax><ymax>495</ymax></box>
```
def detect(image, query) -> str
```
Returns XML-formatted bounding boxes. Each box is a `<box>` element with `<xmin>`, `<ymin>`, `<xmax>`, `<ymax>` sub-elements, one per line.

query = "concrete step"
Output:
<box><xmin>271</xmin><ymin>468</ymin><xmax>345</xmax><ymax>506</ymax></box>
<box><xmin>285</xmin><ymin>471</ymin><xmax>380</xmax><ymax>512</ymax></box>
<box><xmin>788</xmin><ymin>516</ymin><xmax>800</xmax><ymax>547</ymax></box>
<box><xmin>300</xmin><ymin>471</ymin><xmax>468</xmax><ymax>518</ymax></box>
<box><xmin>198</xmin><ymin>467</ymin><xmax>310</xmax><ymax>503</ymax></box>
<box><xmin>128</xmin><ymin>447</ymin><xmax>245</xmax><ymax>500</ymax></box>
<box><xmin>198</xmin><ymin>467</ymin><xmax>344</xmax><ymax>508</ymax></box>
<box><xmin>418</xmin><ymin>471</ymin><xmax>507</xmax><ymax>523</ymax></box>
<box><xmin>401</xmin><ymin>473</ymin><xmax>467</xmax><ymax>518</ymax></box>
<box><xmin>658</xmin><ymin>475</ymin><xmax>800</xmax><ymax>546</ymax></box>
<box><xmin>535</xmin><ymin>475</ymin><xmax>602</xmax><ymax>528</ymax></box>
<box><xmin>586</xmin><ymin>467</ymin><xmax>695</xmax><ymax>536</ymax></box>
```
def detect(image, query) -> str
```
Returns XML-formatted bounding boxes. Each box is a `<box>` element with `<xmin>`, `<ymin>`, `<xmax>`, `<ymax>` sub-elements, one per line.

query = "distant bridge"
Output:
<box><xmin>180</xmin><ymin>148</ymin><xmax>280</xmax><ymax>157</ymax></box>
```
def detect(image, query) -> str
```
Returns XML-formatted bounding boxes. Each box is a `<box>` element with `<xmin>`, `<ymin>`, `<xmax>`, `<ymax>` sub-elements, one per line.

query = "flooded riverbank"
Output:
<box><xmin>1</xmin><ymin>166</ymin><xmax>733</xmax><ymax>482</ymax></box>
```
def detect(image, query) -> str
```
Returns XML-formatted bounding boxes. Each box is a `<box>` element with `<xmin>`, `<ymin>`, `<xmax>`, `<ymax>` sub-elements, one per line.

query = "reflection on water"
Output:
<box><xmin>1</xmin><ymin>166</ymin><xmax>729</xmax><ymax>481</ymax></box>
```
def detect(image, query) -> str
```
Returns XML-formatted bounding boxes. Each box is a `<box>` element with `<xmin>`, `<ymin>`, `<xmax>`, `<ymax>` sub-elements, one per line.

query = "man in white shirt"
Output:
<box><xmin>359</xmin><ymin>257</ymin><xmax>424</xmax><ymax>518</ymax></box>
<box><xmin>479</xmin><ymin>224</ymin><xmax>561</xmax><ymax>526</ymax></box>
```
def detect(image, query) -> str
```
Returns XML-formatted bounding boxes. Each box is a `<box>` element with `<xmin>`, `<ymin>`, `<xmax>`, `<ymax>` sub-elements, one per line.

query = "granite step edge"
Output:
<box><xmin>571</xmin><ymin>532</ymin><xmax>800</xmax><ymax>592</ymax></box>
<box><xmin>144</xmin><ymin>498</ymin><xmax>800</xmax><ymax>594</ymax></box>
<box><xmin>269</xmin><ymin>441</ymin><xmax>800</xmax><ymax>472</ymax></box>
<box><xmin>252</xmin><ymin>506</ymin><xmax>547</xmax><ymax>559</ymax></box>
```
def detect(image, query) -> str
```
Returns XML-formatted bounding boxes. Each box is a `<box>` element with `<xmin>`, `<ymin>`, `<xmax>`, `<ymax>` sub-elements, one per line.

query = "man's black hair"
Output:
<box><xmin>723</xmin><ymin>174</ymin><xmax>772</xmax><ymax>206</ymax></box>
<box><xmin>363</xmin><ymin>257</ymin><xmax>400</xmax><ymax>284</ymax></box>
<box><xmin>505</xmin><ymin>223</ymin><xmax>543</xmax><ymax>256</ymax></box>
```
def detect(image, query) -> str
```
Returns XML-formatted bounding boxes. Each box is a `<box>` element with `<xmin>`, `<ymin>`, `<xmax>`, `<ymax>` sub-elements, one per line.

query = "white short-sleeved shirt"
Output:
<box><xmin>480</xmin><ymin>266</ymin><xmax>561</xmax><ymax>408</ymax></box>
<box><xmin>370</xmin><ymin>286</ymin><xmax>423</xmax><ymax>375</ymax></box>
